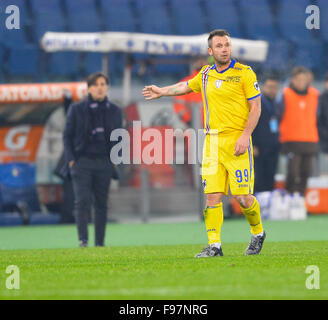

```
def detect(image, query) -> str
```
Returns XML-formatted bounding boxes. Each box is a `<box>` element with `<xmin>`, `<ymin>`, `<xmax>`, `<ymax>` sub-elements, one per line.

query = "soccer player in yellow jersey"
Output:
<box><xmin>142</xmin><ymin>29</ymin><xmax>266</xmax><ymax>257</ymax></box>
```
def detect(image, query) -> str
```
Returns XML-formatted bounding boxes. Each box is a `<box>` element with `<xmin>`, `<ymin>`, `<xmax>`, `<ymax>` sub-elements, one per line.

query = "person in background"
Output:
<box><xmin>173</xmin><ymin>56</ymin><xmax>208</xmax><ymax>126</ymax></box>
<box><xmin>279</xmin><ymin>66</ymin><xmax>319</xmax><ymax>195</ymax></box>
<box><xmin>54</xmin><ymin>89</ymin><xmax>75</xmax><ymax>223</ymax></box>
<box><xmin>317</xmin><ymin>73</ymin><xmax>328</xmax><ymax>158</ymax></box>
<box><xmin>172</xmin><ymin>57</ymin><xmax>208</xmax><ymax>186</ymax></box>
<box><xmin>63</xmin><ymin>72</ymin><xmax>123</xmax><ymax>247</ymax></box>
<box><xmin>252</xmin><ymin>76</ymin><xmax>280</xmax><ymax>192</ymax></box>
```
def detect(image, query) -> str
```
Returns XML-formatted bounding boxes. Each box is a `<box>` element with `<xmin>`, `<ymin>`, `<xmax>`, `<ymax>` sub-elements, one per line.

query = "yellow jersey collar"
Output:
<box><xmin>212</xmin><ymin>59</ymin><xmax>236</xmax><ymax>74</ymax></box>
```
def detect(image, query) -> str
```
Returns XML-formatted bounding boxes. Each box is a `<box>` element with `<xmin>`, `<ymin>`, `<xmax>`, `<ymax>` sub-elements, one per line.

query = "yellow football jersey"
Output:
<box><xmin>187</xmin><ymin>59</ymin><xmax>261</xmax><ymax>134</ymax></box>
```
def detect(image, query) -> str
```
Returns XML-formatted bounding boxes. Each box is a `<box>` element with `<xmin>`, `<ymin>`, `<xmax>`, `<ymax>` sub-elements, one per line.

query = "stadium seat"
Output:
<box><xmin>140</xmin><ymin>9</ymin><xmax>173</xmax><ymax>35</ymax></box>
<box><xmin>130</xmin><ymin>52</ymin><xmax>187</xmax><ymax>81</ymax></box>
<box><xmin>84</xmin><ymin>52</ymin><xmax>123</xmax><ymax>84</ymax></box>
<box><xmin>134</xmin><ymin>0</ymin><xmax>167</xmax><ymax>7</ymax></box>
<box><xmin>9</xmin><ymin>47</ymin><xmax>39</xmax><ymax>75</ymax></box>
<box><xmin>65</xmin><ymin>0</ymin><xmax>101</xmax><ymax>32</ymax></box>
<box><xmin>0</xmin><ymin>213</ymin><xmax>23</xmax><ymax>226</ymax></box>
<box><xmin>170</xmin><ymin>0</ymin><xmax>207</xmax><ymax>35</ymax></box>
<box><xmin>29</xmin><ymin>213</ymin><xmax>61</xmax><ymax>225</ymax></box>
<box><xmin>0</xmin><ymin>47</ymin><xmax>3</xmax><ymax>77</ymax></box>
<box><xmin>0</xmin><ymin>28</ymin><xmax>28</xmax><ymax>49</ymax></box>
<box><xmin>262</xmin><ymin>40</ymin><xmax>292</xmax><ymax>73</ymax></box>
<box><xmin>31</xmin><ymin>0</ymin><xmax>66</xmax><ymax>40</ymax></box>
<box><xmin>0</xmin><ymin>163</ymin><xmax>40</xmax><ymax>212</ymax></box>
<box><xmin>205</xmin><ymin>0</ymin><xmax>242</xmax><ymax>38</ymax></box>
<box><xmin>30</xmin><ymin>0</ymin><xmax>61</xmax><ymax>10</ymax></box>
<box><xmin>84</xmin><ymin>52</ymin><xmax>103</xmax><ymax>75</ymax></box>
<box><xmin>152</xmin><ymin>54</ymin><xmax>189</xmax><ymax>78</ymax></box>
<box><xmin>316</xmin><ymin>0</ymin><xmax>328</xmax><ymax>42</ymax></box>
<box><xmin>277</xmin><ymin>0</ymin><xmax>315</xmax><ymax>44</ymax></box>
<box><xmin>135</xmin><ymin>0</ymin><xmax>174</xmax><ymax>34</ymax></box>
<box><xmin>293</xmin><ymin>40</ymin><xmax>323</xmax><ymax>72</ymax></box>
<box><xmin>100</xmin><ymin>0</ymin><xmax>137</xmax><ymax>32</ymax></box>
<box><xmin>34</xmin><ymin>13</ymin><xmax>66</xmax><ymax>41</ymax></box>
<box><xmin>49</xmin><ymin>52</ymin><xmax>80</xmax><ymax>76</ymax></box>
<box><xmin>109</xmin><ymin>53</ymin><xmax>125</xmax><ymax>84</ymax></box>
<box><xmin>239</xmin><ymin>0</ymin><xmax>278</xmax><ymax>40</ymax></box>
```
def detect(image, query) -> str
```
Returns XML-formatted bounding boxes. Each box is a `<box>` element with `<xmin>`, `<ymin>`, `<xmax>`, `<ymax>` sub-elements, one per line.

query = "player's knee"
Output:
<box><xmin>206</xmin><ymin>193</ymin><xmax>223</xmax><ymax>207</ymax></box>
<box><xmin>233</xmin><ymin>194</ymin><xmax>254</xmax><ymax>208</ymax></box>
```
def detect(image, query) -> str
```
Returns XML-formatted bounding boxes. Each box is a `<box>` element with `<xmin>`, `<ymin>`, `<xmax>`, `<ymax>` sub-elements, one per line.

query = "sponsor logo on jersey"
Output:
<box><xmin>225</xmin><ymin>76</ymin><xmax>241</xmax><ymax>83</ymax></box>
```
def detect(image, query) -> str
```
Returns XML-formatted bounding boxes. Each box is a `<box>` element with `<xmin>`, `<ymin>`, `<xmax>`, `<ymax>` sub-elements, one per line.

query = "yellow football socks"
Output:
<box><xmin>241</xmin><ymin>197</ymin><xmax>264</xmax><ymax>235</ymax></box>
<box><xmin>204</xmin><ymin>203</ymin><xmax>224</xmax><ymax>245</ymax></box>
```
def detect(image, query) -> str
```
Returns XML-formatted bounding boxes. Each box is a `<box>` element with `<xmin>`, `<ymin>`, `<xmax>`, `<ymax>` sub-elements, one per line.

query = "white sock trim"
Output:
<box><xmin>210</xmin><ymin>242</ymin><xmax>221</xmax><ymax>249</ymax></box>
<box><xmin>254</xmin><ymin>231</ymin><xmax>264</xmax><ymax>237</ymax></box>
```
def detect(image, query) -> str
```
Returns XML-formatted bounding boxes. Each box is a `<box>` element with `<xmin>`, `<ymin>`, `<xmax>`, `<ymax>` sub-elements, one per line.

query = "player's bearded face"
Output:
<box><xmin>208</xmin><ymin>36</ymin><xmax>232</xmax><ymax>66</ymax></box>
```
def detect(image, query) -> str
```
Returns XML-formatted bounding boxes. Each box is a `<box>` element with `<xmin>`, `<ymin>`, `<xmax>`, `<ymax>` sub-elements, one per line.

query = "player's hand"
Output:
<box><xmin>142</xmin><ymin>85</ymin><xmax>163</xmax><ymax>100</ymax></box>
<box><xmin>69</xmin><ymin>160</ymin><xmax>75</xmax><ymax>168</ymax></box>
<box><xmin>234</xmin><ymin>134</ymin><xmax>250</xmax><ymax>156</ymax></box>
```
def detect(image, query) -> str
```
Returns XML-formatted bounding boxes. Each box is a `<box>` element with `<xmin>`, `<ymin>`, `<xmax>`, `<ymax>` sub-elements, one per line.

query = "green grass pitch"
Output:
<box><xmin>0</xmin><ymin>216</ymin><xmax>327</xmax><ymax>300</ymax></box>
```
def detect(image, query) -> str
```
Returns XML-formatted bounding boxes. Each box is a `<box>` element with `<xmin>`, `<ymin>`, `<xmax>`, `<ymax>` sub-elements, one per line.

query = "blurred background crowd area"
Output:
<box><xmin>0</xmin><ymin>0</ymin><xmax>327</xmax><ymax>85</ymax></box>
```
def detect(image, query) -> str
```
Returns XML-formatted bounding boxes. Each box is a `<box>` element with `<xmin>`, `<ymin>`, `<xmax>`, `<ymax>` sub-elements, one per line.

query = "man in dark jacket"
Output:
<box><xmin>252</xmin><ymin>76</ymin><xmax>281</xmax><ymax>192</ymax></box>
<box><xmin>63</xmin><ymin>72</ymin><xmax>123</xmax><ymax>247</ymax></box>
<box><xmin>317</xmin><ymin>73</ymin><xmax>328</xmax><ymax>154</ymax></box>
<box><xmin>54</xmin><ymin>89</ymin><xmax>75</xmax><ymax>223</ymax></box>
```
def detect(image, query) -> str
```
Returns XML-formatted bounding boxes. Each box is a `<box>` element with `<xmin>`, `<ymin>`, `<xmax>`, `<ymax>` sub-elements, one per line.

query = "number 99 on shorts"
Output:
<box><xmin>235</xmin><ymin>169</ymin><xmax>249</xmax><ymax>183</ymax></box>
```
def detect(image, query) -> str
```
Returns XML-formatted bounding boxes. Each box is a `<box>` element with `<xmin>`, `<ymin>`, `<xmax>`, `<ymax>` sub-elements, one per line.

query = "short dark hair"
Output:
<box><xmin>208</xmin><ymin>29</ymin><xmax>230</xmax><ymax>48</ymax></box>
<box><xmin>87</xmin><ymin>72</ymin><xmax>109</xmax><ymax>87</ymax></box>
<box><xmin>291</xmin><ymin>66</ymin><xmax>311</xmax><ymax>78</ymax></box>
<box><xmin>263</xmin><ymin>75</ymin><xmax>278</xmax><ymax>83</ymax></box>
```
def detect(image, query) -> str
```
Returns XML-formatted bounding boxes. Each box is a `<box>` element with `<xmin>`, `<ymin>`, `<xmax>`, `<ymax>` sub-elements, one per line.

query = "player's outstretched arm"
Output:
<box><xmin>142</xmin><ymin>81</ymin><xmax>192</xmax><ymax>101</ymax></box>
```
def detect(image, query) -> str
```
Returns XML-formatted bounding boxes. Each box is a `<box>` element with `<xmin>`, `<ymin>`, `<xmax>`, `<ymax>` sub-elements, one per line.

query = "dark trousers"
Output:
<box><xmin>70</xmin><ymin>156</ymin><xmax>112</xmax><ymax>246</ymax></box>
<box><xmin>61</xmin><ymin>178</ymin><xmax>75</xmax><ymax>223</ymax></box>
<box><xmin>286</xmin><ymin>153</ymin><xmax>313</xmax><ymax>195</ymax></box>
<box><xmin>254</xmin><ymin>147</ymin><xmax>280</xmax><ymax>193</ymax></box>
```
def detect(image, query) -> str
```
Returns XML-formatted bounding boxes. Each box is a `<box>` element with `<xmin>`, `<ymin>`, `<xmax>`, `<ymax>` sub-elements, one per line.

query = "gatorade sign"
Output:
<box><xmin>5</xmin><ymin>126</ymin><xmax>30</xmax><ymax>151</ymax></box>
<box><xmin>0</xmin><ymin>125</ymin><xmax>44</xmax><ymax>163</ymax></box>
<box><xmin>306</xmin><ymin>189</ymin><xmax>320</xmax><ymax>207</ymax></box>
<box><xmin>305</xmin><ymin>188</ymin><xmax>328</xmax><ymax>214</ymax></box>
<box><xmin>0</xmin><ymin>82</ymin><xmax>87</xmax><ymax>104</ymax></box>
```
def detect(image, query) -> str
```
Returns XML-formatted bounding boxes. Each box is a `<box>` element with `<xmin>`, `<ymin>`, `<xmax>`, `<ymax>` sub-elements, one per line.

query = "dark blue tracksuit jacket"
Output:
<box><xmin>61</xmin><ymin>95</ymin><xmax>123</xmax><ymax>178</ymax></box>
